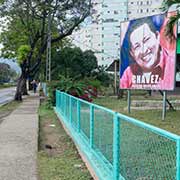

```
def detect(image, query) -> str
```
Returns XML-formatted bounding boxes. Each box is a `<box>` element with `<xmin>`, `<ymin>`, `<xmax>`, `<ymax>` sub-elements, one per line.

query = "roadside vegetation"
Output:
<box><xmin>0</xmin><ymin>83</ymin><xmax>16</xmax><ymax>89</ymax></box>
<box><xmin>38</xmin><ymin>101</ymin><xmax>92</xmax><ymax>180</ymax></box>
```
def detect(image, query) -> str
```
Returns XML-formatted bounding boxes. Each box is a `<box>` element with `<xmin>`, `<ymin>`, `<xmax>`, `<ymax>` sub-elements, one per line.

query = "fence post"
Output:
<box><xmin>56</xmin><ymin>90</ymin><xmax>58</xmax><ymax>109</ymax></box>
<box><xmin>90</xmin><ymin>105</ymin><xmax>94</xmax><ymax>149</ymax></box>
<box><xmin>63</xmin><ymin>93</ymin><xmax>65</xmax><ymax>116</ymax></box>
<box><xmin>69</xmin><ymin>96</ymin><xmax>72</xmax><ymax>124</ymax></box>
<box><xmin>77</xmin><ymin>100</ymin><xmax>81</xmax><ymax>133</ymax></box>
<box><xmin>64</xmin><ymin>93</ymin><xmax>67</xmax><ymax>120</ymax></box>
<box><xmin>177</xmin><ymin>137</ymin><xmax>180</xmax><ymax>180</ymax></box>
<box><xmin>113</xmin><ymin>112</ymin><xmax>120</xmax><ymax>180</ymax></box>
<box><xmin>59</xmin><ymin>92</ymin><xmax>62</xmax><ymax>112</ymax></box>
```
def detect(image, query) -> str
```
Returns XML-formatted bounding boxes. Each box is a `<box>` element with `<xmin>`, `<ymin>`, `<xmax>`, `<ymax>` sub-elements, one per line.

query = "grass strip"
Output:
<box><xmin>94</xmin><ymin>96</ymin><xmax>180</xmax><ymax>135</ymax></box>
<box><xmin>38</xmin><ymin>102</ymin><xmax>92</xmax><ymax>180</ymax></box>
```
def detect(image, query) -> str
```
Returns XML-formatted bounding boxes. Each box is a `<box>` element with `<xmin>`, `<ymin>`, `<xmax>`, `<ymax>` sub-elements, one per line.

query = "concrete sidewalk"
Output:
<box><xmin>0</xmin><ymin>94</ymin><xmax>39</xmax><ymax>180</ymax></box>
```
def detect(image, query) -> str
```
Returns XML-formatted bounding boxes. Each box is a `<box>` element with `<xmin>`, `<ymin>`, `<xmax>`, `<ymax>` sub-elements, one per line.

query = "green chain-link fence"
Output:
<box><xmin>55</xmin><ymin>90</ymin><xmax>180</xmax><ymax>180</ymax></box>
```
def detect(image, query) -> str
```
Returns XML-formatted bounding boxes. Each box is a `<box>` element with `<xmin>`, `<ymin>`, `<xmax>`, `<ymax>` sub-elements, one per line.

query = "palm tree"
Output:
<box><xmin>162</xmin><ymin>0</ymin><xmax>180</xmax><ymax>37</ymax></box>
<box><xmin>162</xmin><ymin>0</ymin><xmax>180</xmax><ymax>75</ymax></box>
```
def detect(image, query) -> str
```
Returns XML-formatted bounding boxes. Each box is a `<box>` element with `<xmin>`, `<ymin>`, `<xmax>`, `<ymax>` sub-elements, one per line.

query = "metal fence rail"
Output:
<box><xmin>55</xmin><ymin>90</ymin><xmax>180</xmax><ymax>180</ymax></box>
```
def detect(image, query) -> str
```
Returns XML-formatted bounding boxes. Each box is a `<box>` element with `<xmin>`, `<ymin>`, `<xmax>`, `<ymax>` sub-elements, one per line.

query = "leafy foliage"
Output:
<box><xmin>0</xmin><ymin>63</ymin><xmax>17</xmax><ymax>83</ymax></box>
<box><xmin>162</xmin><ymin>0</ymin><xmax>180</xmax><ymax>37</ymax></box>
<box><xmin>17</xmin><ymin>45</ymin><xmax>31</xmax><ymax>64</ymax></box>
<box><xmin>47</xmin><ymin>76</ymin><xmax>85</xmax><ymax>106</ymax></box>
<box><xmin>0</xmin><ymin>0</ymin><xmax>92</xmax><ymax>100</ymax></box>
<box><xmin>51</xmin><ymin>47</ymin><xmax>98</xmax><ymax>79</ymax></box>
<box><xmin>47</xmin><ymin>75</ymin><xmax>100</xmax><ymax>105</ymax></box>
<box><xmin>92</xmin><ymin>65</ymin><xmax>112</xmax><ymax>87</ymax></box>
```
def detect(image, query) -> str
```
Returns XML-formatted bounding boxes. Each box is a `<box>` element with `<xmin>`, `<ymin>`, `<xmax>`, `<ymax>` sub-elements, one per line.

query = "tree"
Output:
<box><xmin>0</xmin><ymin>0</ymin><xmax>92</xmax><ymax>100</ymax></box>
<box><xmin>0</xmin><ymin>63</ymin><xmax>17</xmax><ymax>83</ymax></box>
<box><xmin>92</xmin><ymin>65</ymin><xmax>112</xmax><ymax>87</ymax></box>
<box><xmin>51</xmin><ymin>47</ymin><xmax>98</xmax><ymax>79</ymax></box>
<box><xmin>162</xmin><ymin>0</ymin><xmax>180</xmax><ymax>73</ymax></box>
<box><xmin>162</xmin><ymin>1</ymin><xmax>180</xmax><ymax>37</ymax></box>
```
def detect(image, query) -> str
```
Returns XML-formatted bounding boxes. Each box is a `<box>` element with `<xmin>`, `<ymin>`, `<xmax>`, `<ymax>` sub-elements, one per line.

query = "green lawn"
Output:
<box><xmin>92</xmin><ymin>95</ymin><xmax>179</xmax><ymax>179</ymax></box>
<box><xmin>0</xmin><ymin>84</ymin><xmax>16</xmax><ymax>89</ymax></box>
<box><xmin>93</xmin><ymin>96</ymin><xmax>180</xmax><ymax>135</ymax></box>
<box><xmin>38</xmin><ymin>102</ymin><xmax>92</xmax><ymax>180</ymax></box>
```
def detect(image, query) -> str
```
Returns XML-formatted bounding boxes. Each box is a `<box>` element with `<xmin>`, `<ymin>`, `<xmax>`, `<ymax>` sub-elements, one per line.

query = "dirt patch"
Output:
<box><xmin>40</xmin><ymin>119</ymin><xmax>65</xmax><ymax>156</ymax></box>
<box><xmin>38</xmin><ymin>103</ymin><xmax>93</xmax><ymax>180</ymax></box>
<box><xmin>39</xmin><ymin>116</ymin><xmax>81</xmax><ymax>158</ymax></box>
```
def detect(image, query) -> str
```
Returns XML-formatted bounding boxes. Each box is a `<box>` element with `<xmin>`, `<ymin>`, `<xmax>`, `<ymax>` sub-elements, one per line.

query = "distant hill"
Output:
<box><xmin>0</xmin><ymin>58</ymin><xmax>21</xmax><ymax>74</ymax></box>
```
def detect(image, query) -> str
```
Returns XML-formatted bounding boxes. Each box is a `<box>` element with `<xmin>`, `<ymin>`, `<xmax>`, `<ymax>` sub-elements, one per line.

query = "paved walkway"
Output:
<box><xmin>0</xmin><ymin>94</ymin><xmax>39</xmax><ymax>180</ymax></box>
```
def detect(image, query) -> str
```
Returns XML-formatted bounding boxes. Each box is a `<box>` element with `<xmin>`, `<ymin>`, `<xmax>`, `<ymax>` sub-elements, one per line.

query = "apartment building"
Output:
<box><xmin>128</xmin><ymin>0</ymin><xmax>163</xmax><ymax>20</ymax></box>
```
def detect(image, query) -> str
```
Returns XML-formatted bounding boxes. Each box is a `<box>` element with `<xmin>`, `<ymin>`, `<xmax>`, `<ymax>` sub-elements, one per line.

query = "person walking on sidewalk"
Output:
<box><xmin>31</xmin><ymin>79</ymin><xmax>37</xmax><ymax>93</ymax></box>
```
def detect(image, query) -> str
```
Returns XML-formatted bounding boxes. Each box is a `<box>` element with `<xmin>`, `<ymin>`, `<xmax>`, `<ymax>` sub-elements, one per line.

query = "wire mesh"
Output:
<box><xmin>55</xmin><ymin>91</ymin><xmax>179</xmax><ymax>180</ymax></box>
<box><xmin>94</xmin><ymin>107</ymin><xmax>114</xmax><ymax>165</ymax></box>
<box><xmin>58</xmin><ymin>92</ymin><xmax>62</xmax><ymax>111</ymax></box>
<box><xmin>62</xmin><ymin>93</ymin><xmax>66</xmax><ymax>117</ymax></box>
<box><xmin>71</xmin><ymin>97</ymin><xmax>78</xmax><ymax>129</ymax></box>
<box><xmin>65</xmin><ymin>95</ymin><xmax>70</xmax><ymax>121</ymax></box>
<box><xmin>80</xmin><ymin>101</ymin><xmax>90</xmax><ymax>141</ymax></box>
<box><xmin>119</xmin><ymin>120</ymin><xmax>177</xmax><ymax>180</ymax></box>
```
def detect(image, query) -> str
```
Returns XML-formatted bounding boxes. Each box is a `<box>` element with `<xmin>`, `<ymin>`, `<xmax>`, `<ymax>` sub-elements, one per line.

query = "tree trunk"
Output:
<box><xmin>14</xmin><ymin>74</ymin><xmax>27</xmax><ymax>101</ymax></box>
<box><xmin>22</xmin><ymin>78</ymin><xmax>28</xmax><ymax>95</ymax></box>
<box><xmin>117</xmin><ymin>89</ymin><xmax>124</xmax><ymax>99</ymax></box>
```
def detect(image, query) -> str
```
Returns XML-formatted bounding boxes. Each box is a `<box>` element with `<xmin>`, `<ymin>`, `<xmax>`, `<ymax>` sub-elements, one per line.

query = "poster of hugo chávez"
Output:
<box><xmin>120</xmin><ymin>12</ymin><xmax>177</xmax><ymax>90</ymax></box>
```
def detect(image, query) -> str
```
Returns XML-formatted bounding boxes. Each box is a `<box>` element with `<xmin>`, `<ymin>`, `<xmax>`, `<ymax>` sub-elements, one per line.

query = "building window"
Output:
<box><xmin>102</xmin><ymin>4</ymin><xmax>108</xmax><ymax>8</ymax></box>
<box><xmin>147</xmin><ymin>9</ymin><xmax>149</xmax><ymax>13</ymax></box>
<box><xmin>140</xmin><ymin>9</ymin><xmax>143</xmax><ymax>13</ymax></box>
<box><xmin>103</xmin><ymin>19</ymin><xmax>118</xmax><ymax>23</ymax></box>
<box><xmin>114</xmin><ymin>10</ymin><xmax>118</xmax><ymax>14</ymax></box>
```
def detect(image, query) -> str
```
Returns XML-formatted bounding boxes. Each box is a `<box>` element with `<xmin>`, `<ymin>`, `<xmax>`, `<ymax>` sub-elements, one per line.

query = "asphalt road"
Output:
<box><xmin>0</xmin><ymin>87</ymin><xmax>16</xmax><ymax>105</ymax></box>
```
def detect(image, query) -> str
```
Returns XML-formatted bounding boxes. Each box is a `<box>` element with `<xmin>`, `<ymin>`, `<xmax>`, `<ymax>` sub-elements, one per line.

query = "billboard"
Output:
<box><xmin>120</xmin><ymin>12</ymin><xmax>177</xmax><ymax>90</ymax></box>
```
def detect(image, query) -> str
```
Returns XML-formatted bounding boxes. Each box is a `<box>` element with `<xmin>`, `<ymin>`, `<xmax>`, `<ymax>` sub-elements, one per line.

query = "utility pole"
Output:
<box><xmin>46</xmin><ymin>11</ymin><xmax>51</xmax><ymax>81</ymax></box>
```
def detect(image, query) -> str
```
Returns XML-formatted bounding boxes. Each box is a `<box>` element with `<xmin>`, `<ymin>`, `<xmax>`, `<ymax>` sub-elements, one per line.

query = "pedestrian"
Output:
<box><xmin>31</xmin><ymin>80</ymin><xmax>37</xmax><ymax>93</ymax></box>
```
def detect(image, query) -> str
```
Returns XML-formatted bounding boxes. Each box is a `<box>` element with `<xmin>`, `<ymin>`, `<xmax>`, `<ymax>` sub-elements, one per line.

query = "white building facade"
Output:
<box><xmin>72</xmin><ymin>0</ymin><xmax>164</xmax><ymax>67</ymax></box>
<box><xmin>128</xmin><ymin>0</ymin><xmax>163</xmax><ymax>20</ymax></box>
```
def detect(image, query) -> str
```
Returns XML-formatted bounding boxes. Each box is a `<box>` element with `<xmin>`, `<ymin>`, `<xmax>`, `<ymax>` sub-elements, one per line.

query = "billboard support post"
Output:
<box><xmin>127</xmin><ymin>90</ymin><xmax>131</xmax><ymax>114</ymax></box>
<box><xmin>114</xmin><ymin>60</ymin><xmax>117</xmax><ymax>95</ymax></box>
<box><xmin>162</xmin><ymin>91</ymin><xmax>167</xmax><ymax>120</ymax></box>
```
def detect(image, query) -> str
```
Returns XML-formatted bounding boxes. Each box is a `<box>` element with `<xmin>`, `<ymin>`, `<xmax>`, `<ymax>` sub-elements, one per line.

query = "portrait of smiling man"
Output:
<box><xmin>120</xmin><ymin>13</ymin><xmax>176</xmax><ymax>90</ymax></box>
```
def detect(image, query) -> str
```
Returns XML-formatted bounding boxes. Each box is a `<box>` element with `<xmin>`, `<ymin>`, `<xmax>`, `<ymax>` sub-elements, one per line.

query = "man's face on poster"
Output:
<box><xmin>129</xmin><ymin>23</ymin><xmax>160</xmax><ymax>73</ymax></box>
